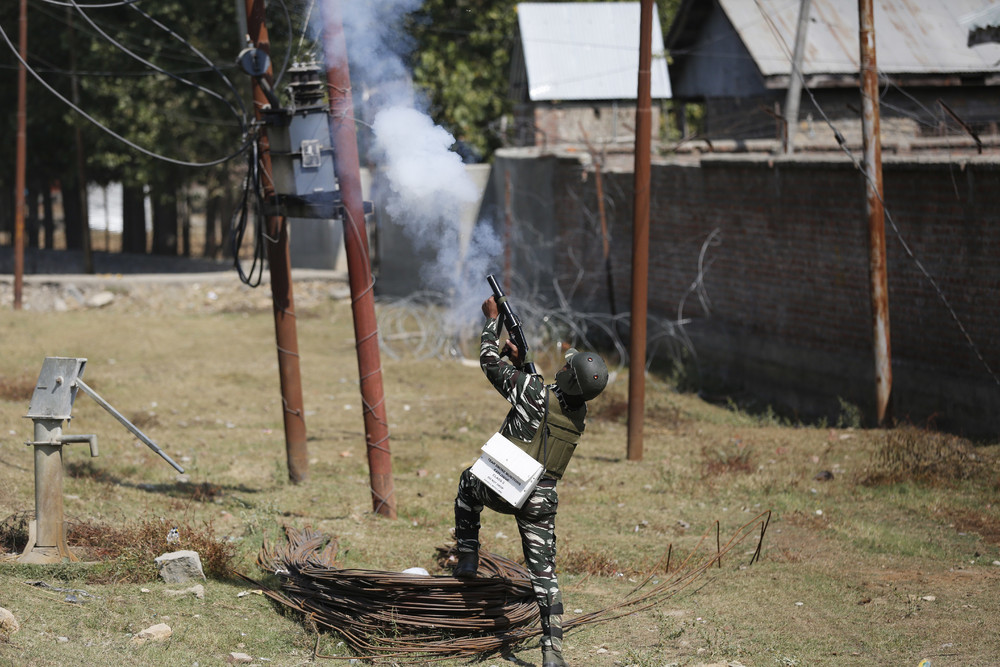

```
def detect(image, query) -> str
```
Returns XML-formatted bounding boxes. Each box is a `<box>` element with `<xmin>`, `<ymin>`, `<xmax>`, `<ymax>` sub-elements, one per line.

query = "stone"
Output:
<box><xmin>154</xmin><ymin>550</ymin><xmax>207</xmax><ymax>583</ymax></box>
<box><xmin>132</xmin><ymin>622</ymin><xmax>172</xmax><ymax>644</ymax></box>
<box><xmin>85</xmin><ymin>291</ymin><xmax>115</xmax><ymax>308</ymax></box>
<box><xmin>227</xmin><ymin>652</ymin><xmax>253</xmax><ymax>663</ymax></box>
<box><xmin>0</xmin><ymin>607</ymin><xmax>20</xmax><ymax>640</ymax></box>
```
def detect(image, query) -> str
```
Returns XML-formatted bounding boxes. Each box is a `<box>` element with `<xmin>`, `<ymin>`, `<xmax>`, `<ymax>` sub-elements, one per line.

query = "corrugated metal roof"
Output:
<box><xmin>718</xmin><ymin>0</ymin><xmax>1000</xmax><ymax>77</ymax></box>
<box><xmin>963</xmin><ymin>3</ymin><xmax>1000</xmax><ymax>45</ymax></box>
<box><xmin>516</xmin><ymin>2</ymin><xmax>672</xmax><ymax>101</ymax></box>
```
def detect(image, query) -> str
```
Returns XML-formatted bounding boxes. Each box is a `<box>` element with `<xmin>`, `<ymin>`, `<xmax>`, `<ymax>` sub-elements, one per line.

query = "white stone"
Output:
<box><xmin>85</xmin><ymin>291</ymin><xmax>115</xmax><ymax>308</ymax></box>
<box><xmin>0</xmin><ymin>607</ymin><xmax>18</xmax><ymax>639</ymax></box>
<box><xmin>154</xmin><ymin>550</ymin><xmax>207</xmax><ymax>583</ymax></box>
<box><xmin>132</xmin><ymin>623</ymin><xmax>172</xmax><ymax>644</ymax></box>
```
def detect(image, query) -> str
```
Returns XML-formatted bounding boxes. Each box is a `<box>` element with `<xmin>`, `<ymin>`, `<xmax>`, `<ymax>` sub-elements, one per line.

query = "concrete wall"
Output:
<box><xmin>373</xmin><ymin>164</ymin><xmax>492</xmax><ymax>297</ymax></box>
<box><xmin>494</xmin><ymin>148</ymin><xmax>1000</xmax><ymax>435</ymax></box>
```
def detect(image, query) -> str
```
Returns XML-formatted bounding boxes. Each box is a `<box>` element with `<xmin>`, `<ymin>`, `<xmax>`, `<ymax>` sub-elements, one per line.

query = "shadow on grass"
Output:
<box><xmin>65</xmin><ymin>460</ymin><xmax>264</xmax><ymax>501</ymax></box>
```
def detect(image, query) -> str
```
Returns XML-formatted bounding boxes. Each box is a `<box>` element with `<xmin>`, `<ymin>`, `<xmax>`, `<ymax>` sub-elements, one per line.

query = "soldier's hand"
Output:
<box><xmin>501</xmin><ymin>340</ymin><xmax>524</xmax><ymax>368</ymax></box>
<box><xmin>482</xmin><ymin>296</ymin><xmax>500</xmax><ymax>319</ymax></box>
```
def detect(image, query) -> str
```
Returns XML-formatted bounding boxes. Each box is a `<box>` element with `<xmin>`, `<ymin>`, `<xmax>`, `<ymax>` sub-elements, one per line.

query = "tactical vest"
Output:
<box><xmin>518</xmin><ymin>387</ymin><xmax>586</xmax><ymax>480</ymax></box>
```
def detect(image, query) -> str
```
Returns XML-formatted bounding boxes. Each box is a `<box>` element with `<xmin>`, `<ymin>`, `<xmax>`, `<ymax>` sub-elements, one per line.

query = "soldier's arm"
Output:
<box><xmin>481</xmin><ymin>317</ymin><xmax>517</xmax><ymax>398</ymax></box>
<box><xmin>483</xmin><ymin>320</ymin><xmax>546</xmax><ymax>430</ymax></box>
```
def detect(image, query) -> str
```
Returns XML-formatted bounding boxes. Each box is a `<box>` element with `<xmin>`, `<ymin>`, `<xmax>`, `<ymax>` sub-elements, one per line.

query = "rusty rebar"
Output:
<box><xmin>244</xmin><ymin>513</ymin><xmax>771</xmax><ymax>663</ymax></box>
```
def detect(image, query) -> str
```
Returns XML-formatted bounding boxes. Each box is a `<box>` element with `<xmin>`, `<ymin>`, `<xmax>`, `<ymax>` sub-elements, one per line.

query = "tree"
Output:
<box><xmin>0</xmin><ymin>0</ymin><xmax>247</xmax><ymax>254</ymax></box>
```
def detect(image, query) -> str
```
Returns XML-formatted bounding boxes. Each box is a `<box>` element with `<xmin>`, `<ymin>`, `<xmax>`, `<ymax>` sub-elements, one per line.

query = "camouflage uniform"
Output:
<box><xmin>454</xmin><ymin>316</ymin><xmax>586</xmax><ymax>665</ymax></box>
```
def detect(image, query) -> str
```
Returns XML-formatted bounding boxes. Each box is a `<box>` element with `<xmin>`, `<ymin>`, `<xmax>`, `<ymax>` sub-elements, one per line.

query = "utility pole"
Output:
<box><xmin>243</xmin><ymin>0</ymin><xmax>310</xmax><ymax>483</ymax></box>
<box><xmin>859</xmin><ymin>0</ymin><xmax>892</xmax><ymax>425</ymax></box>
<box><xmin>67</xmin><ymin>8</ymin><xmax>93</xmax><ymax>274</ymax></box>
<box><xmin>322</xmin><ymin>0</ymin><xmax>396</xmax><ymax>518</ymax></box>
<box><xmin>14</xmin><ymin>0</ymin><xmax>26</xmax><ymax>310</ymax></box>
<box><xmin>782</xmin><ymin>0</ymin><xmax>812</xmax><ymax>154</ymax></box>
<box><xmin>627</xmin><ymin>0</ymin><xmax>654</xmax><ymax>462</ymax></box>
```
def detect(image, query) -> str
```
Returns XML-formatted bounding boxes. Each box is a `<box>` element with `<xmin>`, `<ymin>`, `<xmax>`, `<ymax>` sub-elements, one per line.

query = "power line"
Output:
<box><xmin>0</xmin><ymin>16</ymin><xmax>250</xmax><ymax>168</ymax></box>
<box><xmin>70</xmin><ymin>0</ymin><xmax>248</xmax><ymax>132</ymax></box>
<box><xmin>37</xmin><ymin>0</ymin><xmax>139</xmax><ymax>7</ymax></box>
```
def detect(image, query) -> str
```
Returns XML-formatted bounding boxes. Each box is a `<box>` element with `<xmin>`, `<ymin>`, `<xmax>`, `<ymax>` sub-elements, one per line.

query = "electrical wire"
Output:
<box><xmin>229</xmin><ymin>137</ymin><xmax>269</xmax><ymax>287</ymax></box>
<box><xmin>0</xmin><ymin>10</ymin><xmax>251</xmax><ymax>168</ymax></box>
<box><xmin>37</xmin><ymin>0</ymin><xmax>139</xmax><ymax>7</ymax></box>
<box><xmin>68</xmin><ymin>0</ymin><xmax>248</xmax><ymax>133</ymax></box>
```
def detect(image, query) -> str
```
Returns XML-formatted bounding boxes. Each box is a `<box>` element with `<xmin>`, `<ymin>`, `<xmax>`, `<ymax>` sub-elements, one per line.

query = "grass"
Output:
<box><xmin>0</xmin><ymin>279</ymin><xmax>999</xmax><ymax>666</ymax></box>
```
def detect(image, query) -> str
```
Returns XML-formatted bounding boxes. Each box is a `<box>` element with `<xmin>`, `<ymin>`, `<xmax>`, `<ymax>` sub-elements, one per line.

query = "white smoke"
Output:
<box><xmin>371</xmin><ymin>107</ymin><xmax>478</xmax><ymax>226</ymax></box>
<box><xmin>318</xmin><ymin>0</ymin><xmax>499</xmax><ymax>322</ymax></box>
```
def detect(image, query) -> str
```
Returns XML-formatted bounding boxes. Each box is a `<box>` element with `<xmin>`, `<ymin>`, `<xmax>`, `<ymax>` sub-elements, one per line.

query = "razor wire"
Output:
<box><xmin>374</xmin><ymin>284</ymin><xmax>697</xmax><ymax>376</ymax></box>
<box><xmin>373</xmin><ymin>179</ymin><xmax>722</xmax><ymax>379</ymax></box>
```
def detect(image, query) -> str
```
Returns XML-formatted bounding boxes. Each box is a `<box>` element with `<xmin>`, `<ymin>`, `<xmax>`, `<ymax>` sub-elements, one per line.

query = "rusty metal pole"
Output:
<box><xmin>244</xmin><ymin>0</ymin><xmax>310</xmax><ymax>483</ymax></box>
<box><xmin>504</xmin><ymin>169</ymin><xmax>513</xmax><ymax>290</ymax></box>
<box><xmin>859</xmin><ymin>0</ymin><xmax>892</xmax><ymax>425</ymax></box>
<box><xmin>14</xmin><ymin>0</ymin><xmax>26</xmax><ymax>310</ymax></box>
<box><xmin>322</xmin><ymin>0</ymin><xmax>396</xmax><ymax>519</ymax></box>
<box><xmin>594</xmin><ymin>156</ymin><xmax>617</xmax><ymax>316</ymax></box>
<box><xmin>627</xmin><ymin>0</ymin><xmax>654</xmax><ymax>462</ymax></box>
<box><xmin>67</xmin><ymin>8</ymin><xmax>93</xmax><ymax>275</ymax></box>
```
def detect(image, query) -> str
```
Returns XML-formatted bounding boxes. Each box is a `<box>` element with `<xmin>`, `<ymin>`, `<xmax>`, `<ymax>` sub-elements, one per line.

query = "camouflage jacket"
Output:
<box><xmin>481</xmin><ymin>317</ymin><xmax>565</xmax><ymax>442</ymax></box>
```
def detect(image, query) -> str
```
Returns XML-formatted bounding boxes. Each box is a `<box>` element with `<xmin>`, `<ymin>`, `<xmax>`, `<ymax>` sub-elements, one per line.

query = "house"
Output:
<box><xmin>509</xmin><ymin>2</ymin><xmax>672</xmax><ymax>148</ymax></box>
<box><xmin>965</xmin><ymin>3</ymin><xmax>1000</xmax><ymax>45</ymax></box>
<box><xmin>665</xmin><ymin>0</ymin><xmax>1000</xmax><ymax>149</ymax></box>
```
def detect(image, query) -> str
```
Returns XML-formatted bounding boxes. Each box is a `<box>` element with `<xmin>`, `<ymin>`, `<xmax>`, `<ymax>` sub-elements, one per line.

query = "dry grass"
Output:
<box><xmin>0</xmin><ymin>374</ymin><xmax>35</xmax><ymax>402</ymax></box>
<box><xmin>0</xmin><ymin>280</ymin><xmax>998</xmax><ymax>666</ymax></box>
<box><xmin>0</xmin><ymin>512</ymin><xmax>238</xmax><ymax>583</ymax></box>
<box><xmin>702</xmin><ymin>439</ymin><xmax>755</xmax><ymax>477</ymax></box>
<box><xmin>860</xmin><ymin>425</ymin><xmax>994</xmax><ymax>486</ymax></box>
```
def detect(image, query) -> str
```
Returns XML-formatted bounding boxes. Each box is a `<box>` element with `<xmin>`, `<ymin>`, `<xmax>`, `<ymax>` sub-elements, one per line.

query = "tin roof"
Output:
<box><xmin>516</xmin><ymin>2</ymin><xmax>672</xmax><ymax>101</ymax></box>
<box><xmin>675</xmin><ymin>0</ymin><xmax>1000</xmax><ymax>78</ymax></box>
<box><xmin>964</xmin><ymin>3</ymin><xmax>1000</xmax><ymax>45</ymax></box>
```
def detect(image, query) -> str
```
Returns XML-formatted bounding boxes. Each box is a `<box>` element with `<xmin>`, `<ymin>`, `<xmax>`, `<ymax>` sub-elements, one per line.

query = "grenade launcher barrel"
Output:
<box><xmin>486</xmin><ymin>274</ymin><xmax>537</xmax><ymax>375</ymax></box>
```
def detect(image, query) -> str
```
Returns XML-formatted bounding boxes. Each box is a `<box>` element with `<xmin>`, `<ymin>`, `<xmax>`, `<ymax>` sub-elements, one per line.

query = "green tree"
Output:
<box><xmin>0</xmin><ymin>0</ymin><xmax>247</xmax><ymax>255</ymax></box>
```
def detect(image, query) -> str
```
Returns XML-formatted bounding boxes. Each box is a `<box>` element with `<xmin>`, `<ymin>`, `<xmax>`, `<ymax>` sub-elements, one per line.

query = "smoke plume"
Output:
<box><xmin>319</xmin><ymin>0</ymin><xmax>500</xmax><ymax>325</ymax></box>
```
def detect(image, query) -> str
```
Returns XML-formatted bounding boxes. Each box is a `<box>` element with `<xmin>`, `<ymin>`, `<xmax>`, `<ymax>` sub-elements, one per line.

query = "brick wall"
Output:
<box><xmin>516</xmin><ymin>151</ymin><xmax>1000</xmax><ymax>435</ymax></box>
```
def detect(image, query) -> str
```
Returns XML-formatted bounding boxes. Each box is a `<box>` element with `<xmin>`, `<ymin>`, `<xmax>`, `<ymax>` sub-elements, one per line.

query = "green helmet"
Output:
<box><xmin>555</xmin><ymin>349</ymin><xmax>608</xmax><ymax>401</ymax></box>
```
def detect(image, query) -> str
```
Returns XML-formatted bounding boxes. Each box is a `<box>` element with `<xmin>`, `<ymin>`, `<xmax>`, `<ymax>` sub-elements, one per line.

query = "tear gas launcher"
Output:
<box><xmin>486</xmin><ymin>274</ymin><xmax>538</xmax><ymax>375</ymax></box>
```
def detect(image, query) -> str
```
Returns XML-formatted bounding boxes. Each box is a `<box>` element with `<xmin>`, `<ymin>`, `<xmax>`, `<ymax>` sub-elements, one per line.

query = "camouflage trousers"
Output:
<box><xmin>454</xmin><ymin>468</ymin><xmax>564</xmax><ymax>657</ymax></box>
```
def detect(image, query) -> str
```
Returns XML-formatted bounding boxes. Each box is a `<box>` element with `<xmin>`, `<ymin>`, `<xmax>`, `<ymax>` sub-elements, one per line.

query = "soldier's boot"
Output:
<box><xmin>453</xmin><ymin>505</ymin><xmax>480</xmax><ymax>579</ymax></box>
<box><xmin>540</xmin><ymin>609</ymin><xmax>566</xmax><ymax>667</ymax></box>
<box><xmin>453</xmin><ymin>550</ymin><xmax>479</xmax><ymax>579</ymax></box>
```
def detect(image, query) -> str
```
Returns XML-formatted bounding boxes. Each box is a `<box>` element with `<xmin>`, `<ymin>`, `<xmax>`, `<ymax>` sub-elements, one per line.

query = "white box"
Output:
<box><xmin>470</xmin><ymin>433</ymin><xmax>545</xmax><ymax>509</ymax></box>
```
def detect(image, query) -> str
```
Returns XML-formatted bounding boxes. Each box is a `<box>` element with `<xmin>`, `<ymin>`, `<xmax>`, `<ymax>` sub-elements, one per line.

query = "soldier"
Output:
<box><xmin>453</xmin><ymin>295</ymin><xmax>609</xmax><ymax>667</ymax></box>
